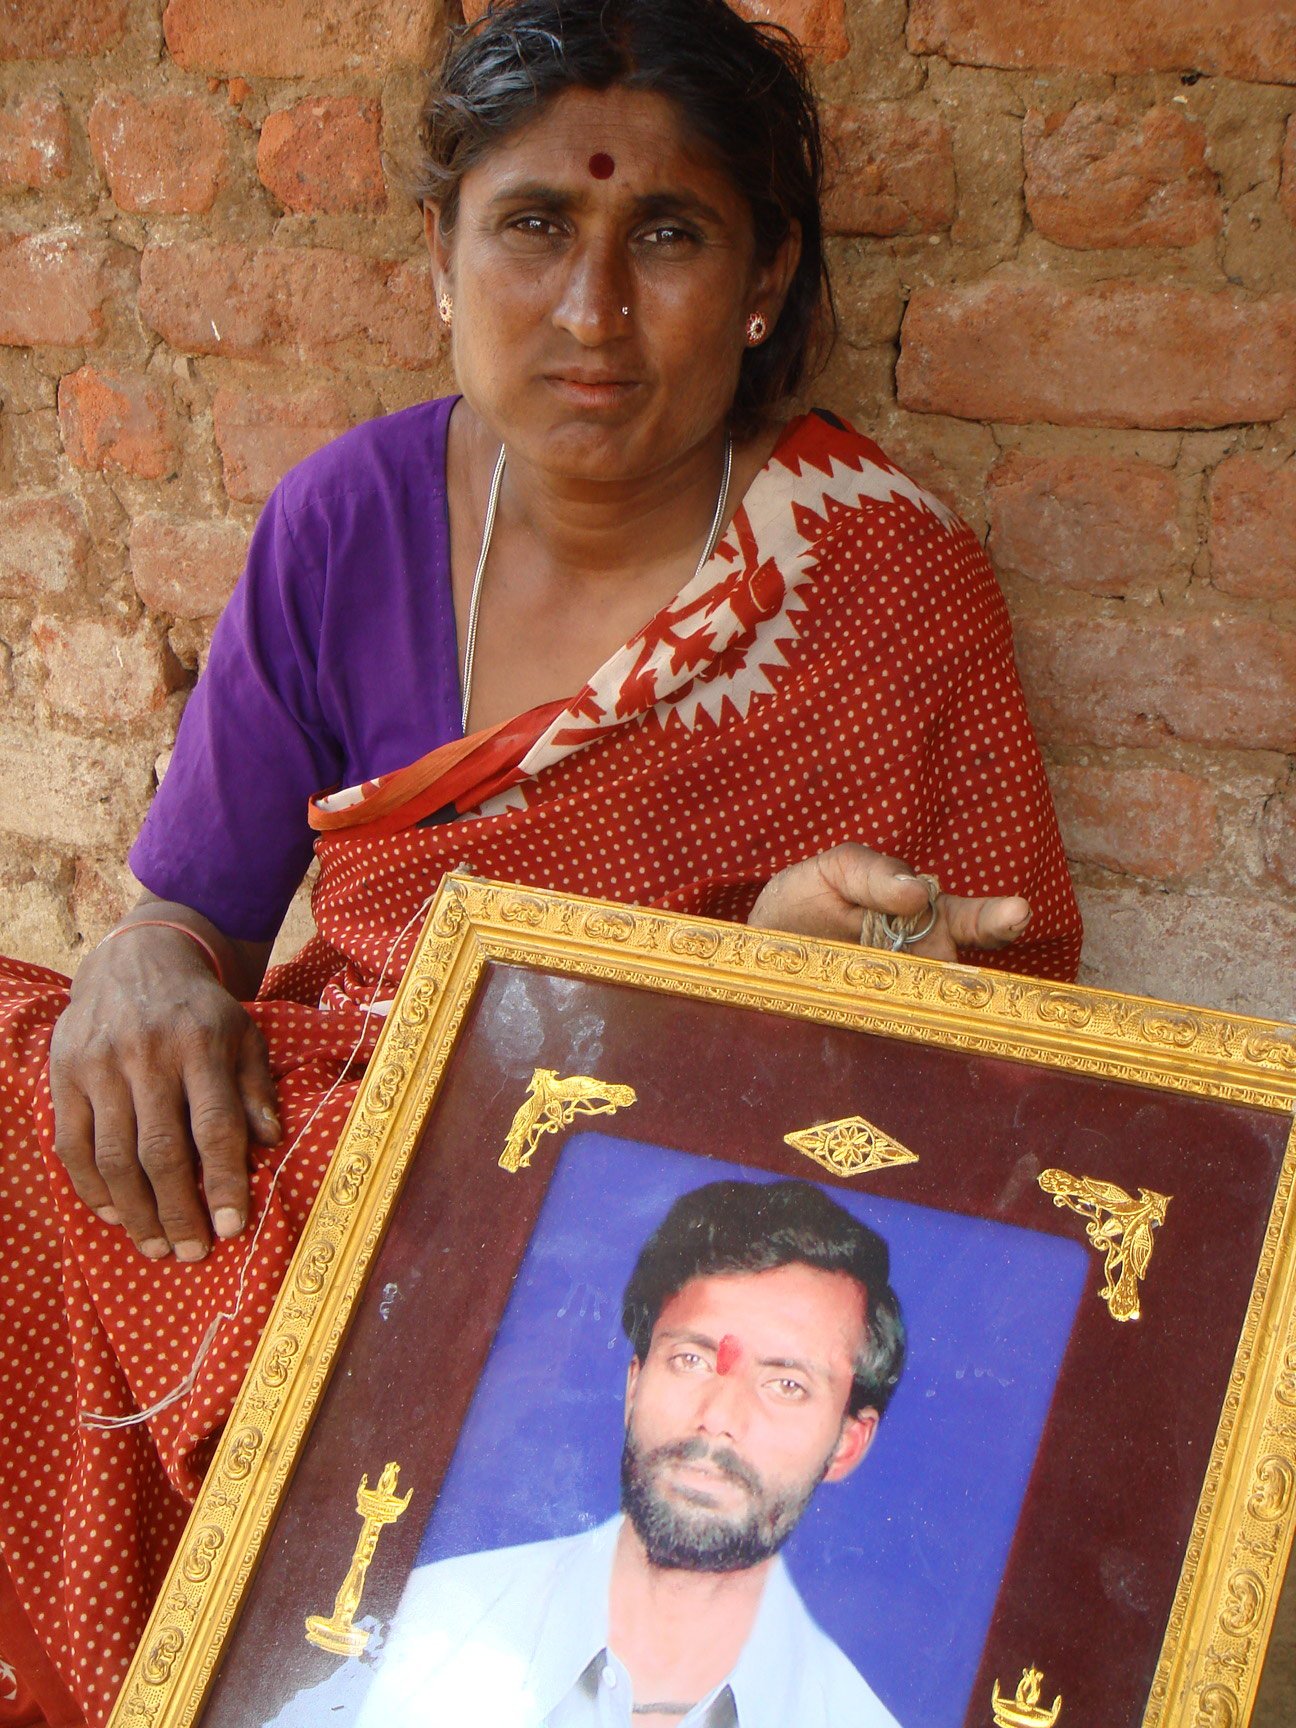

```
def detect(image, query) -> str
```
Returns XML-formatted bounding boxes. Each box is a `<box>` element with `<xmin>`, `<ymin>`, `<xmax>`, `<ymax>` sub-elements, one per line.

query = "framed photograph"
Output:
<box><xmin>110</xmin><ymin>873</ymin><xmax>1296</xmax><ymax>1728</ymax></box>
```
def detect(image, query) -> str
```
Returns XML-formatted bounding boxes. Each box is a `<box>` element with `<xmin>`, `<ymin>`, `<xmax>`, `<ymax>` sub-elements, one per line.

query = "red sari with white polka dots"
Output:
<box><xmin>0</xmin><ymin>411</ymin><xmax>1080</xmax><ymax>1725</ymax></box>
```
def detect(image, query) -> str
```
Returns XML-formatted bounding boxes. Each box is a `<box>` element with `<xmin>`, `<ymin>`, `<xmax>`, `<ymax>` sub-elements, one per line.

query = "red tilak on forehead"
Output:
<box><xmin>588</xmin><ymin>151</ymin><xmax>615</xmax><ymax>179</ymax></box>
<box><xmin>716</xmin><ymin>1334</ymin><xmax>742</xmax><ymax>1376</ymax></box>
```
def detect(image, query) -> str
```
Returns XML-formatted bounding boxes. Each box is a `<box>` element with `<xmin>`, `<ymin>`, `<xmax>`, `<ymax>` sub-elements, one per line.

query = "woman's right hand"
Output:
<box><xmin>48</xmin><ymin>906</ymin><xmax>280</xmax><ymax>1263</ymax></box>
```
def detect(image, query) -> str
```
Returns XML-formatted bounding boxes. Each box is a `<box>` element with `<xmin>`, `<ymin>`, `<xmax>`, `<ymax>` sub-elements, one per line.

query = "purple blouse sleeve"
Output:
<box><xmin>129</xmin><ymin>490</ymin><xmax>344</xmax><ymax>942</ymax></box>
<box><xmin>129</xmin><ymin>397</ymin><xmax>462</xmax><ymax>943</ymax></box>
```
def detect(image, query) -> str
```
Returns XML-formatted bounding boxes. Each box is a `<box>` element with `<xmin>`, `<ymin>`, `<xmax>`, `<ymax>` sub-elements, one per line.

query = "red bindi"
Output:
<box><xmin>588</xmin><ymin>152</ymin><xmax>615</xmax><ymax>179</ymax></box>
<box><xmin>715</xmin><ymin>1334</ymin><xmax>742</xmax><ymax>1376</ymax></box>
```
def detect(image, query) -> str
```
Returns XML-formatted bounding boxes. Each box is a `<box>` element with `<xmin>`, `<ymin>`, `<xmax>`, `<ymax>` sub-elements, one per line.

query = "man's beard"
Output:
<box><xmin>620</xmin><ymin>1428</ymin><xmax>830</xmax><ymax>1574</ymax></box>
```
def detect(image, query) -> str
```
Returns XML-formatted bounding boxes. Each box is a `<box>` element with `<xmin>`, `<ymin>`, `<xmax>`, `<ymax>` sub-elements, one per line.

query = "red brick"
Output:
<box><xmin>58</xmin><ymin>365</ymin><xmax>176</xmax><ymax>480</ymax></box>
<box><xmin>1283</xmin><ymin>118</ymin><xmax>1296</xmax><ymax>229</ymax></box>
<box><xmin>0</xmin><ymin>0</ymin><xmax>126</xmax><ymax>60</ymax></box>
<box><xmin>0</xmin><ymin>722</ymin><xmax>151</xmax><ymax>850</ymax></box>
<box><xmin>1015</xmin><ymin>615</ymin><xmax>1296</xmax><ymax>752</ymax></box>
<box><xmin>730</xmin><ymin>0</ymin><xmax>849</xmax><ymax>61</ymax></box>
<box><xmin>461</xmin><ymin>0</ymin><xmax>849</xmax><ymax>58</ymax></box>
<box><xmin>0</xmin><ymin>229</ymin><xmax>127</xmax><ymax>349</ymax></box>
<box><xmin>1262</xmin><ymin>788</ymin><xmax>1296</xmax><ymax>893</ymax></box>
<box><xmin>908</xmin><ymin>0</ymin><xmax>1296</xmax><ymax>83</ymax></box>
<box><xmin>1049</xmin><ymin>764</ymin><xmax>1218</xmax><ymax>881</ymax></box>
<box><xmin>88</xmin><ymin>91</ymin><xmax>227</xmax><ymax>216</ymax></box>
<box><xmin>1024</xmin><ymin>101</ymin><xmax>1220</xmax><ymax>250</ymax></box>
<box><xmin>897</xmin><ymin>281</ymin><xmax>1296</xmax><ymax>429</ymax></box>
<box><xmin>987</xmin><ymin>452</ymin><xmax>1180</xmax><ymax>594</ymax></box>
<box><xmin>257</xmin><ymin>98</ymin><xmax>386</xmax><ymax>216</ymax></box>
<box><xmin>31</xmin><ymin>616</ymin><xmax>177</xmax><ymax>726</ymax></box>
<box><xmin>130</xmin><ymin>515</ymin><xmax>248</xmax><ymax>618</ymax></box>
<box><xmin>823</xmin><ymin>106</ymin><xmax>955</xmax><ymax>237</ymax></box>
<box><xmin>162</xmin><ymin>0</ymin><xmax>428</xmax><ymax>78</ymax></box>
<box><xmin>139</xmin><ymin>241</ymin><xmax>438</xmax><ymax>370</ymax></box>
<box><xmin>0</xmin><ymin>95</ymin><xmax>71</xmax><ymax>190</ymax></box>
<box><xmin>1209</xmin><ymin>456</ymin><xmax>1296</xmax><ymax>602</ymax></box>
<box><xmin>71</xmin><ymin>857</ymin><xmax>137</xmax><ymax>947</ymax></box>
<box><xmin>0</xmin><ymin>495</ymin><xmax>89</xmax><ymax>599</ymax></box>
<box><xmin>1076</xmin><ymin>888</ymin><xmax>1295</xmax><ymax>1021</ymax></box>
<box><xmin>213</xmin><ymin>385</ymin><xmax>352</xmax><ymax>503</ymax></box>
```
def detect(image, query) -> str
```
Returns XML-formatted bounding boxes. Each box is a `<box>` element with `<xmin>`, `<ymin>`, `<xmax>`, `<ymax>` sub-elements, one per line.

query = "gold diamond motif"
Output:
<box><xmin>783</xmin><ymin>1115</ymin><xmax>919</xmax><ymax>1178</ymax></box>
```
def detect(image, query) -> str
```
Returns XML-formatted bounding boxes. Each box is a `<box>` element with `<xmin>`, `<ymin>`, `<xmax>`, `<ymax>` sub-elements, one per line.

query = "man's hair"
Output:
<box><xmin>621</xmin><ymin>1180</ymin><xmax>906</xmax><ymax>1417</ymax></box>
<box><xmin>417</xmin><ymin>0</ymin><xmax>834</xmax><ymax>438</ymax></box>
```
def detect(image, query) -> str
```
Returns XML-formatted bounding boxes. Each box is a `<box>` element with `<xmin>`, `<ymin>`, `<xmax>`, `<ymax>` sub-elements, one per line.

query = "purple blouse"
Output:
<box><xmin>129</xmin><ymin>396</ymin><xmax>464</xmax><ymax>941</ymax></box>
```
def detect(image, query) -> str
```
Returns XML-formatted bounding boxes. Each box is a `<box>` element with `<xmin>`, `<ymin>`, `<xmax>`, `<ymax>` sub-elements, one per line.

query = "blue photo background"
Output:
<box><xmin>417</xmin><ymin>1135</ymin><xmax>1089</xmax><ymax>1727</ymax></box>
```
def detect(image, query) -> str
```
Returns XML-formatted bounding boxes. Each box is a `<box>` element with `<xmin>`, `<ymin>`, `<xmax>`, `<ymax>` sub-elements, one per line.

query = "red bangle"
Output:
<box><xmin>96</xmin><ymin>919</ymin><xmax>227</xmax><ymax>990</ymax></box>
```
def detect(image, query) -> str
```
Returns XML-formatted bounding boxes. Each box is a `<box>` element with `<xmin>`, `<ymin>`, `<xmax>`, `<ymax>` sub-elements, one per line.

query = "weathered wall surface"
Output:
<box><xmin>0</xmin><ymin>0</ymin><xmax>1293</xmax><ymax>1020</ymax></box>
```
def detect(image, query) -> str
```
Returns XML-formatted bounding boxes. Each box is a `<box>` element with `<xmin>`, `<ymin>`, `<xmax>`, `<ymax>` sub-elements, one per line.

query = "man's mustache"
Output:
<box><xmin>643</xmin><ymin>1435</ymin><xmax>762</xmax><ymax>1497</ymax></box>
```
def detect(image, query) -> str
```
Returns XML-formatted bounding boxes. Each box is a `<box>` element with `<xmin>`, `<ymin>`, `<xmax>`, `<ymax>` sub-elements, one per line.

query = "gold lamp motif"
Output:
<box><xmin>304</xmin><ymin>1462</ymin><xmax>411</xmax><ymax>1657</ymax></box>
<box><xmin>991</xmin><ymin>1666</ymin><xmax>1062</xmax><ymax>1728</ymax></box>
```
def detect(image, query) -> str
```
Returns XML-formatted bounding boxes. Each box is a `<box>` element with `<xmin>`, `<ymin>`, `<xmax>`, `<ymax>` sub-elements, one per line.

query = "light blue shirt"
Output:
<box><xmin>355</xmin><ymin>1517</ymin><xmax>901</xmax><ymax>1728</ymax></box>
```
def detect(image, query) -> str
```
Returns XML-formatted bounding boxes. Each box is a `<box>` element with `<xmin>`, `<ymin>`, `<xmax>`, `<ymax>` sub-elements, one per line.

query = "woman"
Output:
<box><xmin>0</xmin><ymin>1</ymin><xmax>1081</xmax><ymax>1721</ymax></box>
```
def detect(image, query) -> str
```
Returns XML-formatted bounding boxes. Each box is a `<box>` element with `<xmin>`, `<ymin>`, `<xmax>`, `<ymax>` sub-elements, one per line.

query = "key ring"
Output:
<box><xmin>877</xmin><ymin>876</ymin><xmax>939</xmax><ymax>951</ymax></box>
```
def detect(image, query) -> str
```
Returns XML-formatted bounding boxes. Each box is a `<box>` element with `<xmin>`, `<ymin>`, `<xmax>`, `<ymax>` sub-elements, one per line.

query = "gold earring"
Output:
<box><xmin>745</xmin><ymin>311</ymin><xmax>768</xmax><ymax>346</ymax></box>
<box><xmin>438</xmin><ymin>289</ymin><xmax>454</xmax><ymax>326</ymax></box>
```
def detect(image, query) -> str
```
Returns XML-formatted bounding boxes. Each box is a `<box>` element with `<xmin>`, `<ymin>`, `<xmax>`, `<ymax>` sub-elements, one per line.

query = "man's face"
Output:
<box><xmin>621</xmin><ymin>1264</ymin><xmax>879</xmax><ymax>1573</ymax></box>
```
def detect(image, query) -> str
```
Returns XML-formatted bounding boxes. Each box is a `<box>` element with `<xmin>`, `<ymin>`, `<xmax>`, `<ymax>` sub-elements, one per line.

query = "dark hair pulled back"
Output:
<box><xmin>417</xmin><ymin>0</ymin><xmax>834</xmax><ymax>436</ymax></box>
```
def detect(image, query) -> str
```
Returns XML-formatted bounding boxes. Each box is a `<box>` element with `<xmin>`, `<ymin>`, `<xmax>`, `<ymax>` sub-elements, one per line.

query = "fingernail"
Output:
<box><xmin>893</xmin><ymin>873</ymin><xmax>921</xmax><ymax>883</ymax></box>
<box><xmin>96</xmin><ymin>1205</ymin><xmax>122</xmax><ymax>1226</ymax></box>
<box><xmin>173</xmin><ymin>1239</ymin><xmax>208</xmax><ymax>1264</ymax></box>
<box><xmin>140</xmin><ymin>1238</ymin><xmax>171</xmax><ymax>1260</ymax></box>
<box><xmin>259</xmin><ymin>1106</ymin><xmax>281</xmax><ymax>1142</ymax></box>
<box><xmin>214</xmin><ymin>1207</ymin><xmax>244</xmax><ymax>1240</ymax></box>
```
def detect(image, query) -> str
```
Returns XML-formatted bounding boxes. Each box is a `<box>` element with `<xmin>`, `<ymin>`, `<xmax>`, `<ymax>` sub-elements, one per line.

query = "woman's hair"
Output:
<box><xmin>620</xmin><ymin>1180</ymin><xmax>906</xmax><ymax>1417</ymax></box>
<box><xmin>417</xmin><ymin>0</ymin><xmax>834</xmax><ymax>435</ymax></box>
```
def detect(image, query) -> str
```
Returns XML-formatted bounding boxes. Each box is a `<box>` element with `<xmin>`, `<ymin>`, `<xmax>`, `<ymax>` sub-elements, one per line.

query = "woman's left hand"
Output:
<box><xmin>748</xmin><ymin>843</ymin><xmax>1031</xmax><ymax>961</ymax></box>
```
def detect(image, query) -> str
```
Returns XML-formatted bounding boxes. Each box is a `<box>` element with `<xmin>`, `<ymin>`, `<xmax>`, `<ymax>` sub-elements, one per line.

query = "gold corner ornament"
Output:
<box><xmin>304</xmin><ymin>1463</ymin><xmax>411</xmax><ymax>1657</ymax></box>
<box><xmin>992</xmin><ymin>1666</ymin><xmax>1062</xmax><ymax>1728</ymax></box>
<box><xmin>1038</xmin><ymin>1167</ymin><xmax>1171</xmax><ymax>1322</ymax></box>
<box><xmin>783</xmin><ymin>1114</ymin><xmax>919</xmax><ymax>1179</ymax></box>
<box><xmin>498</xmin><ymin>1067</ymin><xmax>637</xmax><ymax>1172</ymax></box>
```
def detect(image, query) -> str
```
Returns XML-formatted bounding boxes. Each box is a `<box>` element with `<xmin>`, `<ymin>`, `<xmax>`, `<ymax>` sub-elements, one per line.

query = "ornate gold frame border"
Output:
<box><xmin>109</xmin><ymin>874</ymin><xmax>1296</xmax><ymax>1728</ymax></box>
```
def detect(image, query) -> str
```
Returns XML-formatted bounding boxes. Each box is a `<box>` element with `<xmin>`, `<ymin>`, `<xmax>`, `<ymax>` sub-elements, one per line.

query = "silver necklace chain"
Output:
<box><xmin>459</xmin><ymin>434</ymin><xmax>734</xmax><ymax>733</ymax></box>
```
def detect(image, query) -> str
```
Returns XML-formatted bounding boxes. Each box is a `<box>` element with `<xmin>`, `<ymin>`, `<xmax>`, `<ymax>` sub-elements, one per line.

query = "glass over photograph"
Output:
<box><xmin>265</xmin><ymin>1133</ymin><xmax>1089</xmax><ymax>1728</ymax></box>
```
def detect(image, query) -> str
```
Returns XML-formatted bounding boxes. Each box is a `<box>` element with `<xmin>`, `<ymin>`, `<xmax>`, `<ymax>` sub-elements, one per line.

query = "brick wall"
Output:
<box><xmin>1</xmin><ymin>0</ymin><xmax>1293</xmax><ymax>1021</ymax></box>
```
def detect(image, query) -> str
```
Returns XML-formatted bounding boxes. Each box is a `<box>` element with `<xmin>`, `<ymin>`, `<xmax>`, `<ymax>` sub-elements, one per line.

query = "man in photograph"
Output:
<box><xmin>359</xmin><ymin>1178</ymin><xmax>907</xmax><ymax>1727</ymax></box>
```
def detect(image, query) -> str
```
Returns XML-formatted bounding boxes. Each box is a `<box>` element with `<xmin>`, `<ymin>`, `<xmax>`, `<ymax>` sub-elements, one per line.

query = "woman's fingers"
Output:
<box><xmin>749</xmin><ymin>845</ymin><xmax>1033</xmax><ymax>959</ymax></box>
<box><xmin>121</xmin><ymin>1076</ymin><xmax>197</xmax><ymax>1257</ymax></box>
<box><xmin>177</xmin><ymin>1046</ymin><xmax>255</xmax><ymax>1254</ymax></box>
<box><xmin>904</xmin><ymin>893</ymin><xmax>1032</xmax><ymax>959</ymax></box>
<box><xmin>817</xmin><ymin>844</ymin><xmax>934</xmax><ymax>923</ymax></box>
<box><xmin>50</xmin><ymin>927</ymin><xmax>270</xmax><ymax>1258</ymax></box>
<box><xmin>236</xmin><ymin>1021</ymin><xmax>281</xmax><ymax>1158</ymax></box>
<box><xmin>944</xmin><ymin>893</ymin><xmax>1031</xmax><ymax>951</ymax></box>
<box><xmin>750</xmin><ymin>844</ymin><xmax>930</xmax><ymax>939</ymax></box>
<box><xmin>48</xmin><ymin>1068</ymin><xmax>114</xmax><ymax>1218</ymax></box>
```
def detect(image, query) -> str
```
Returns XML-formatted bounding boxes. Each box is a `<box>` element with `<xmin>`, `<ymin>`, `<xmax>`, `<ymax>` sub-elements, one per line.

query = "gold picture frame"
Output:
<box><xmin>108</xmin><ymin>872</ymin><xmax>1296</xmax><ymax>1728</ymax></box>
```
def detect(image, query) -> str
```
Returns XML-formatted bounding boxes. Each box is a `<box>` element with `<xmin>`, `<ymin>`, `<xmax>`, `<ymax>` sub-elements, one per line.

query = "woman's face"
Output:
<box><xmin>428</xmin><ymin>85</ymin><xmax>800</xmax><ymax>482</ymax></box>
